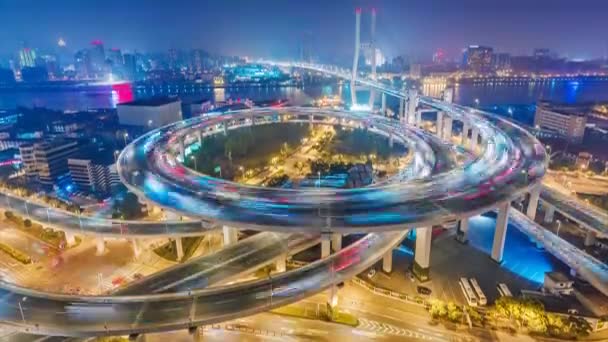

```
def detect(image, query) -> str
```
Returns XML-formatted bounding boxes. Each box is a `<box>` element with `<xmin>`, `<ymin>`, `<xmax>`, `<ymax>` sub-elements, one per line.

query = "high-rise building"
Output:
<box><xmin>122</xmin><ymin>53</ymin><xmax>137</xmax><ymax>81</ymax></box>
<box><xmin>74</xmin><ymin>49</ymin><xmax>92</xmax><ymax>79</ymax></box>
<box><xmin>190</xmin><ymin>49</ymin><xmax>206</xmax><ymax>73</ymax></box>
<box><xmin>432</xmin><ymin>49</ymin><xmax>446</xmax><ymax>64</ymax></box>
<box><xmin>68</xmin><ymin>154</ymin><xmax>114</xmax><ymax>195</ymax></box>
<box><xmin>492</xmin><ymin>53</ymin><xmax>511</xmax><ymax>71</ymax></box>
<box><xmin>19</xmin><ymin>47</ymin><xmax>36</xmax><ymax>68</ymax></box>
<box><xmin>463</xmin><ymin>45</ymin><xmax>493</xmax><ymax>73</ymax></box>
<box><xmin>89</xmin><ymin>40</ymin><xmax>107</xmax><ymax>78</ymax></box>
<box><xmin>19</xmin><ymin>140</ymin><xmax>80</xmax><ymax>187</ymax></box>
<box><xmin>534</xmin><ymin>102</ymin><xmax>587</xmax><ymax>143</ymax></box>
<box><xmin>107</xmin><ymin>48</ymin><xmax>123</xmax><ymax>66</ymax></box>
<box><xmin>363</xmin><ymin>46</ymin><xmax>385</xmax><ymax>67</ymax></box>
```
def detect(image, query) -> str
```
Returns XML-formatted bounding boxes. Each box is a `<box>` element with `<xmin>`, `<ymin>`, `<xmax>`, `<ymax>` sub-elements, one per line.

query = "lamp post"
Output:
<box><xmin>556</xmin><ymin>219</ymin><xmax>562</xmax><ymax>237</ymax></box>
<box><xmin>123</xmin><ymin>132</ymin><xmax>129</xmax><ymax>147</ymax></box>
<box><xmin>190</xmin><ymin>155</ymin><xmax>198</xmax><ymax>171</ymax></box>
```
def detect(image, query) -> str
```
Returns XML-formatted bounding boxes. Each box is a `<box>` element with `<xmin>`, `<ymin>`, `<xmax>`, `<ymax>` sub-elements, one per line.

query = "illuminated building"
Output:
<box><xmin>122</xmin><ymin>53</ymin><xmax>137</xmax><ymax>81</ymax></box>
<box><xmin>19</xmin><ymin>47</ymin><xmax>36</xmax><ymax>68</ymax></box>
<box><xmin>19</xmin><ymin>140</ymin><xmax>80</xmax><ymax>187</ymax></box>
<box><xmin>492</xmin><ymin>53</ymin><xmax>511</xmax><ymax>71</ymax></box>
<box><xmin>432</xmin><ymin>49</ymin><xmax>446</xmax><ymax>64</ymax></box>
<box><xmin>463</xmin><ymin>45</ymin><xmax>493</xmax><ymax>73</ymax></box>
<box><xmin>68</xmin><ymin>152</ymin><xmax>115</xmax><ymax>195</ymax></box>
<box><xmin>89</xmin><ymin>40</ymin><xmax>107</xmax><ymax>78</ymax></box>
<box><xmin>117</xmin><ymin>96</ymin><xmax>182</xmax><ymax>129</ymax></box>
<box><xmin>534</xmin><ymin>102</ymin><xmax>587</xmax><ymax>143</ymax></box>
<box><xmin>74</xmin><ymin>49</ymin><xmax>92</xmax><ymax>79</ymax></box>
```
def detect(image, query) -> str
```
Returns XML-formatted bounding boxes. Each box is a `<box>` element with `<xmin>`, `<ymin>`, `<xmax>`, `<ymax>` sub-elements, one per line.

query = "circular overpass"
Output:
<box><xmin>117</xmin><ymin>105</ymin><xmax>546</xmax><ymax>233</ymax></box>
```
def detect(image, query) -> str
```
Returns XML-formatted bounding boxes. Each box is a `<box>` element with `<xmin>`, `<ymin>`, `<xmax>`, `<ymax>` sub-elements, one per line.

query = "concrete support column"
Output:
<box><xmin>188</xmin><ymin>326</ymin><xmax>203</xmax><ymax>342</ymax></box>
<box><xmin>223</xmin><ymin>122</ymin><xmax>228</xmax><ymax>135</ymax></box>
<box><xmin>175</xmin><ymin>238</ymin><xmax>184</xmax><ymax>261</ymax></box>
<box><xmin>443</xmin><ymin>116</ymin><xmax>453</xmax><ymax>141</ymax></box>
<box><xmin>222</xmin><ymin>226</ymin><xmax>238</xmax><ymax>246</ymax></box>
<box><xmin>416</xmin><ymin>110</ymin><xmax>422</xmax><ymax>127</ymax></box>
<box><xmin>413</xmin><ymin>227</ymin><xmax>432</xmax><ymax>282</ymax></box>
<box><xmin>407</xmin><ymin>89</ymin><xmax>418</xmax><ymax>125</ymax></box>
<box><xmin>585</xmin><ymin>230</ymin><xmax>597</xmax><ymax>247</ymax></box>
<box><xmin>526</xmin><ymin>185</ymin><xmax>541</xmax><ymax>220</ymax></box>
<box><xmin>96</xmin><ymin>237</ymin><xmax>106</xmax><ymax>256</ymax></box>
<box><xmin>331</xmin><ymin>233</ymin><xmax>342</xmax><ymax>252</ymax></box>
<box><xmin>381</xmin><ymin>93</ymin><xmax>387</xmax><ymax>115</ymax></box>
<box><xmin>131</xmin><ymin>239</ymin><xmax>141</xmax><ymax>258</ymax></box>
<box><xmin>461</xmin><ymin>122</ymin><xmax>469</xmax><ymax>146</ymax></box>
<box><xmin>321</xmin><ymin>233</ymin><xmax>331</xmax><ymax>259</ymax></box>
<box><xmin>197</xmin><ymin>131</ymin><xmax>203</xmax><ymax>146</ymax></box>
<box><xmin>436</xmin><ymin>111</ymin><xmax>444</xmax><ymax>138</ymax></box>
<box><xmin>382</xmin><ymin>250</ymin><xmax>393</xmax><ymax>273</ymax></box>
<box><xmin>275</xmin><ymin>253</ymin><xmax>287</xmax><ymax>273</ymax></box>
<box><xmin>471</xmin><ymin>128</ymin><xmax>479</xmax><ymax>151</ymax></box>
<box><xmin>399</xmin><ymin>98</ymin><xmax>405</xmax><ymax>123</ymax></box>
<box><xmin>389</xmin><ymin>134</ymin><xmax>394</xmax><ymax>148</ymax></box>
<box><xmin>64</xmin><ymin>231</ymin><xmax>76</xmax><ymax>247</ymax></box>
<box><xmin>491</xmin><ymin>202</ymin><xmax>510</xmax><ymax>263</ymax></box>
<box><xmin>544</xmin><ymin>204</ymin><xmax>555</xmax><ymax>223</ymax></box>
<box><xmin>456</xmin><ymin>218</ymin><xmax>469</xmax><ymax>244</ymax></box>
<box><xmin>179</xmin><ymin>138</ymin><xmax>186</xmax><ymax>160</ymax></box>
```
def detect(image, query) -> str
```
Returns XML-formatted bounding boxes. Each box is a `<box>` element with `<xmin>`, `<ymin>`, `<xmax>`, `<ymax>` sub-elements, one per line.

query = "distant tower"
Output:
<box><xmin>368</xmin><ymin>8</ymin><xmax>377</xmax><ymax>108</ymax></box>
<box><xmin>351</xmin><ymin>8</ymin><xmax>361</xmax><ymax>106</ymax></box>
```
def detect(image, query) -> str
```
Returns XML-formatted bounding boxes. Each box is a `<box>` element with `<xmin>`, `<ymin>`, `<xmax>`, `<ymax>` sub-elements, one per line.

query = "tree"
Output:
<box><xmin>429</xmin><ymin>299</ymin><xmax>447</xmax><ymax>319</ymax></box>
<box><xmin>446</xmin><ymin>302</ymin><xmax>463</xmax><ymax>322</ymax></box>
<box><xmin>23</xmin><ymin>219</ymin><xmax>32</xmax><ymax>228</ymax></box>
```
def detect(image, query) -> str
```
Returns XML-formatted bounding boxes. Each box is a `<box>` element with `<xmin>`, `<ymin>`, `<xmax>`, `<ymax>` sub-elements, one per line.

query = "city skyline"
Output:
<box><xmin>1</xmin><ymin>0</ymin><xmax>608</xmax><ymax>62</ymax></box>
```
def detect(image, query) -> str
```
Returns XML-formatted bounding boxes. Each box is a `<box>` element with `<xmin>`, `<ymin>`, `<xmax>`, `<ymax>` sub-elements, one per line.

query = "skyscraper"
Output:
<box><xmin>463</xmin><ymin>45</ymin><xmax>494</xmax><ymax>73</ymax></box>
<box><xmin>89</xmin><ymin>40</ymin><xmax>107</xmax><ymax>78</ymax></box>
<box><xmin>19</xmin><ymin>47</ymin><xmax>36</xmax><ymax>68</ymax></box>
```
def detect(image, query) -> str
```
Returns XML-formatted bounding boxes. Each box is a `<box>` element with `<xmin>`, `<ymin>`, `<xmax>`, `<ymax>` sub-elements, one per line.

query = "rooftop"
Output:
<box><xmin>538</xmin><ymin>101</ymin><xmax>588</xmax><ymax>117</ymax></box>
<box><xmin>545</xmin><ymin>271</ymin><xmax>572</xmax><ymax>283</ymax></box>
<box><xmin>119</xmin><ymin>96</ymin><xmax>180</xmax><ymax>107</ymax></box>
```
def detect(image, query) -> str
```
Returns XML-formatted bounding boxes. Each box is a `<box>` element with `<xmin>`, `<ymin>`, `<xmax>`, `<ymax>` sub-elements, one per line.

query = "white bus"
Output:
<box><xmin>469</xmin><ymin>278</ymin><xmax>487</xmax><ymax>306</ymax></box>
<box><xmin>459</xmin><ymin>277</ymin><xmax>478</xmax><ymax>307</ymax></box>
<box><xmin>497</xmin><ymin>283</ymin><xmax>513</xmax><ymax>297</ymax></box>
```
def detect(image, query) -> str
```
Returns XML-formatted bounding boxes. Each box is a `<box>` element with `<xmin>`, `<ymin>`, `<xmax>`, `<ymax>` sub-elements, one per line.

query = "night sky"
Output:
<box><xmin>1</xmin><ymin>0</ymin><xmax>607</xmax><ymax>62</ymax></box>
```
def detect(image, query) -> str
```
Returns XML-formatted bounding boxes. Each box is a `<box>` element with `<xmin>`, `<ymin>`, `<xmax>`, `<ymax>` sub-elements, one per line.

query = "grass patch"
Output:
<box><xmin>154</xmin><ymin>236</ymin><xmax>203</xmax><ymax>262</ymax></box>
<box><xmin>0</xmin><ymin>242</ymin><xmax>31</xmax><ymax>264</ymax></box>
<box><xmin>272</xmin><ymin>304</ymin><xmax>359</xmax><ymax>327</ymax></box>
<box><xmin>4</xmin><ymin>211</ymin><xmax>77</xmax><ymax>249</ymax></box>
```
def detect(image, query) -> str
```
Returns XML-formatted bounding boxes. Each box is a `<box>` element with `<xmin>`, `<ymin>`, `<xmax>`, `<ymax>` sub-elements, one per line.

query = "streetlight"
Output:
<box><xmin>317</xmin><ymin>171</ymin><xmax>321</xmax><ymax>188</ymax></box>
<box><xmin>556</xmin><ymin>219</ymin><xmax>562</xmax><ymax>237</ymax></box>
<box><xmin>239</xmin><ymin>165</ymin><xmax>244</xmax><ymax>178</ymax></box>
<box><xmin>474</xmin><ymin>98</ymin><xmax>480</xmax><ymax>107</ymax></box>
<box><xmin>123</xmin><ymin>132</ymin><xmax>129</xmax><ymax>146</ymax></box>
<box><xmin>190</xmin><ymin>155</ymin><xmax>198</xmax><ymax>171</ymax></box>
<box><xmin>113</xmin><ymin>150</ymin><xmax>120</xmax><ymax>164</ymax></box>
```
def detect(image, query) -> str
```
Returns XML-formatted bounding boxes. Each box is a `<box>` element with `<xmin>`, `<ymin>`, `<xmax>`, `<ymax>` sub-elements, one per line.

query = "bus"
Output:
<box><xmin>459</xmin><ymin>277</ymin><xmax>478</xmax><ymax>307</ymax></box>
<box><xmin>469</xmin><ymin>278</ymin><xmax>487</xmax><ymax>306</ymax></box>
<box><xmin>497</xmin><ymin>283</ymin><xmax>513</xmax><ymax>297</ymax></box>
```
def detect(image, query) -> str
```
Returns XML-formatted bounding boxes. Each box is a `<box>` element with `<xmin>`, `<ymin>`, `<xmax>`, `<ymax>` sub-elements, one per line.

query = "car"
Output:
<box><xmin>367</xmin><ymin>268</ymin><xmax>376</xmax><ymax>279</ymax></box>
<box><xmin>417</xmin><ymin>286</ymin><xmax>432</xmax><ymax>295</ymax></box>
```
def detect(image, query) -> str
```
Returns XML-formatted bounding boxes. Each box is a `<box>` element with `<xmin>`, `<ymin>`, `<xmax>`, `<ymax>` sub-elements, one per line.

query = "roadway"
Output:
<box><xmin>0</xmin><ymin>230</ymin><xmax>407</xmax><ymax>336</ymax></box>
<box><xmin>540</xmin><ymin>185</ymin><xmax>608</xmax><ymax>234</ymax></box>
<box><xmin>117</xmin><ymin>107</ymin><xmax>546</xmax><ymax>233</ymax></box>
<box><xmin>115</xmin><ymin>232</ymin><xmax>320</xmax><ymax>295</ymax></box>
